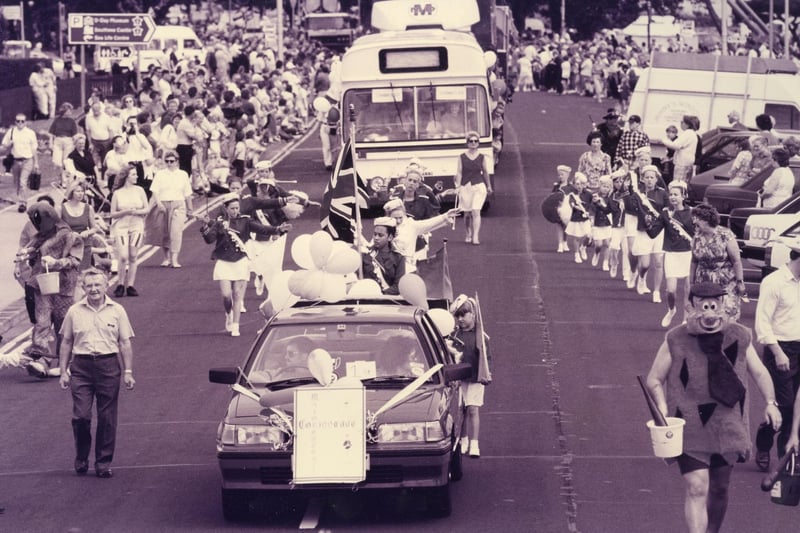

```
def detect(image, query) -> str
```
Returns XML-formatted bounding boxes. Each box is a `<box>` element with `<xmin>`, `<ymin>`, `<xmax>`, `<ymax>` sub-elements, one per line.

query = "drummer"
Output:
<box><xmin>551</xmin><ymin>164</ymin><xmax>574</xmax><ymax>253</ymax></box>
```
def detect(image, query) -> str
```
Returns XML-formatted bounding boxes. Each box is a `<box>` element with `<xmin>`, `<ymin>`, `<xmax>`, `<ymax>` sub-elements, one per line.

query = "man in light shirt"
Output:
<box><xmin>85</xmin><ymin>101</ymin><xmax>119</xmax><ymax>167</ymax></box>
<box><xmin>1</xmin><ymin>113</ymin><xmax>40</xmax><ymax>212</ymax></box>
<box><xmin>755</xmin><ymin>238</ymin><xmax>800</xmax><ymax>471</ymax></box>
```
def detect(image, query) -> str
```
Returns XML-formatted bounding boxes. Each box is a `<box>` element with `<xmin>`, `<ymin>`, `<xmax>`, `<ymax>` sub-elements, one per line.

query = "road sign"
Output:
<box><xmin>97</xmin><ymin>46</ymin><xmax>133</xmax><ymax>59</ymax></box>
<box><xmin>67</xmin><ymin>13</ymin><xmax>156</xmax><ymax>45</ymax></box>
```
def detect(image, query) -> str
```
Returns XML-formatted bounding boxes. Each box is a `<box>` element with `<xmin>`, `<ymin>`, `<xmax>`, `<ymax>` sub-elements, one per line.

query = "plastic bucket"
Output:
<box><xmin>37</xmin><ymin>271</ymin><xmax>60</xmax><ymax>295</ymax></box>
<box><xmin>646</xmin><ymin>417</ymin><xmax>686</xmax><ymax>458</ymax></box>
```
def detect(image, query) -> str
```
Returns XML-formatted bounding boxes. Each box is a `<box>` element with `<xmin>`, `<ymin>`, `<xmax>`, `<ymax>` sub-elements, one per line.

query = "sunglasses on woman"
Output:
<box><xmin>467</xmin><ymin>138</ymin><xmax>479</xmax><ymax>144</ymax></box>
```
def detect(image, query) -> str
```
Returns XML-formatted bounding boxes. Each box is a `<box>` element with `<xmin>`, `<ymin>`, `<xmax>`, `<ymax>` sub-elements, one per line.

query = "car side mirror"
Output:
<box><xmin>209</xmin><ymin>367</ymin><xmax>239</xmax><ymax>384</ymax></box>
<box><xmin>443</xmin><ymin>363</ymin><xmax>472</xmax><ymax>383</ymax></box>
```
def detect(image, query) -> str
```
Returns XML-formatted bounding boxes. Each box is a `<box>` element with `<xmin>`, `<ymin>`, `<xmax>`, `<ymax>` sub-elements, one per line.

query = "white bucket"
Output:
<box><xmin>37</xmin><ymin>271</ymin><xmax>60</xmax><ymax>295</ymax></box>
<box><xmin>646</xmin><ymin>417</ymin><xmax>686</xmax><ymax>458</ymax></box>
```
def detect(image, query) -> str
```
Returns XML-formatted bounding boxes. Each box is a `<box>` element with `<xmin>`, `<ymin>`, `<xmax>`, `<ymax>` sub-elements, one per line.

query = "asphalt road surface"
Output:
<box><xmin>0</xmin><ymin>92</ymin><xmax>794</xmax><ymax>532</ymax></box>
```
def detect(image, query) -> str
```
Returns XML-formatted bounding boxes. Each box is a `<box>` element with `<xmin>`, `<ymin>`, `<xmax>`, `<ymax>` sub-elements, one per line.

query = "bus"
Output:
<box><xmin>332</xmin><ymin>0</ymin><xmax>496</xmax><ymax>209</ymax></box>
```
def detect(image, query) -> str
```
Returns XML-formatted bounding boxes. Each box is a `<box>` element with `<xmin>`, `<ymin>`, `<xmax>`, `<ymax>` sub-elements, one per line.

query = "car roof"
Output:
<box><xmin>270</xmin><ymin>300</ymin><xmax>423</xmax><ymax>326</ymax></box>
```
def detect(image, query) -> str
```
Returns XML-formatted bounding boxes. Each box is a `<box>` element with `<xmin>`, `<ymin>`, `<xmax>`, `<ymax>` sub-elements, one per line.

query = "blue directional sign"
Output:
<box><xmin>68</xmin><ymin>13</ymin><xmax>156</xmax><ymax>45</ymax></box>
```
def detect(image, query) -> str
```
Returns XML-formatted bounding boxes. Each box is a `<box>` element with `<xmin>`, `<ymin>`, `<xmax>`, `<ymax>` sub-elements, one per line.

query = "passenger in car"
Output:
<box><xmin>362</xmin><ymin>217</ymin><xmax>405</xmax><ymax>295</ymax></box>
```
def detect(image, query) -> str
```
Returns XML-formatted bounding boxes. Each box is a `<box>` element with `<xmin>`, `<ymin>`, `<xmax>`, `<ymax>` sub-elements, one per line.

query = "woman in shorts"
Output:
<box><xmin>646</xmin><ymin>181</ymin><xmax>694</xmax><ymax>327</ymax></box>
<box><xmin>454</xmin><ymin>131</ymin><xmax>492</xmax><ymax>245</ymax></box>
<box><xmin>608</xmin><ymin>172</ymin><xmax>629</xmax><ymax>279</ymax></box>
<box><xmin>564</xmin><ymin>172</ymin><xmax>593</xmax><ymax>264</ymax></box>
<box><xmin>109</xmin><ymin>165</ymin><xmax>150</xmax><ymax>297</ymax></box>
<box><xmin>630</xmin><ymin>165</ymin><xmax>668</xmax><ymax>301</ymax></box>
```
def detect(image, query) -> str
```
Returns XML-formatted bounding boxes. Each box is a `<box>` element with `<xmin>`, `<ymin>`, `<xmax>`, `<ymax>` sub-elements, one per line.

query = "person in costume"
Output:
<box><xmin>646</xmin><ymin>181</ymin><xmax>694</xmax><ymax>327</ymax></box>
<box><xmin>361</xmin><ymin>217</ymin><xmax>406</xmax><ymax>295</ymax></box>
<box><xmin>18</xmin><ymin>201</ymin><xmax>84</xmax><ymax>378</ymax></box>
<box><xmin>551</xmin><ymin>164</ymin><xmax>574</xmax><ymax>253</ymax></box>
<box><xmin>564</xmin><ymin>172</ymin><xmax>592</xmax><ymax>264</ymax></box>
<box><xmin>200</xmin><ymin>194</ymin><xmax>290</xmax><ymax>337</ymax></box>
<box><xmin>450</xmin><ymin>295</ymin><xmax>491</xmax><ymax>459</ymax></box>
<box><xmin>646</xmin><ymin>282</ymin><xmax>780</xmax><ymax>533</ymax></box>
<box><xmin>608</xmin><ymin>171</ymin><xmax>629</xmax><ymax>279</ymax></box>
<box><xmin>382</xmin><ymin>198</ymin><xmax>459</xmax><ymax>269</ymax></box>
<box><xmin>629</xmin><ymin>165</ymin><xmax>668</xmax><ymax>301</ymax></box>
<box><xmin>589</xmin><ymin>175</ymin><xmax>617</xmax><ymax>271</ymax></box>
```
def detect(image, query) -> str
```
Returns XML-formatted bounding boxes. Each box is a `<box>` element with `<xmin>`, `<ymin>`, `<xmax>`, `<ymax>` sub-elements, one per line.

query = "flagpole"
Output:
<box><xmin>349</xmin><ymin>103</ymin><xmax>364</xmax><ymax>280</ymax></box>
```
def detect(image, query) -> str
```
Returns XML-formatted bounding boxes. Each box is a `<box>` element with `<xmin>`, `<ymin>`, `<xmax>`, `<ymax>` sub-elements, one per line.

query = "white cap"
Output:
<box><xmin>255</xmin><ymin>160</ymin><xmax>273</xmax><ymax>171</ymax></box>
<box><xmin>383</xmin><ymin>198</ymin><xmax>404</xmax><ymax>213</ymax></box>
<box><xmin>557</xmin><ymin>165</ymin><xmax>572</xmax><ymax>173</ymax></box>
<box><xmin>634</xmin><ymin>145</ymin><xmax>652</xmax><ymax>156</ymax></box>
<box><xmin>374</xmin><ymin>216</ymin><xmax>397</xmax><ymax>228</ymax></box>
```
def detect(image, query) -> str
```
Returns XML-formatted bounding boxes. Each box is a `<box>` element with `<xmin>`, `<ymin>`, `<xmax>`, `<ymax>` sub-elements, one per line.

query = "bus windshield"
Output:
<box><xmin>343</xmin><ymin>84</ymin><xmax>490</xmax><ymax>143</ymax></box>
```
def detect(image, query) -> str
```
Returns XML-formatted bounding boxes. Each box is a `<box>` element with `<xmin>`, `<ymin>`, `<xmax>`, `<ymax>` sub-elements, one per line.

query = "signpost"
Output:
<box><xmin>67</xmin><ymin>13</ymin><xmax>155</xmax><ymax>106</ymax></box>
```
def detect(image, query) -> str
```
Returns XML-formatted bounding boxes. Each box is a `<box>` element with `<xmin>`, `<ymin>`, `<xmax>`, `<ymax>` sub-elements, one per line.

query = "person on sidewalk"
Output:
<box><xmin>58</xmin><ymin>267</ymin><xmax>136</xmax><ymax>478</ymax></box>
<box><xmin>646</xmin><ymin>282</ymin><xmax>780</xmax><ymax>533</ymax></box>
<box><xmin>754</xmin><ymin>238</ymin><xmax>800</xmax><ymax>471</ymax></box>
<box><xmin>1</xmin><ymin>113</ymin><xmax>40</xmax><ymax>212</ymax></box>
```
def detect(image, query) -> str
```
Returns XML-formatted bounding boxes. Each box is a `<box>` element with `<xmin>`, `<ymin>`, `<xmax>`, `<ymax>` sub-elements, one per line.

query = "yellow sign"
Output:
<box><xmin>293</xmin><ymin>385</ymin><xmax>366</xmax><ymax>484</ymax></box>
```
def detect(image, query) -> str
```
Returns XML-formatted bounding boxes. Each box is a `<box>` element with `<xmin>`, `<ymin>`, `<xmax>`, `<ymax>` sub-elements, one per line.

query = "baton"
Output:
<box><xmin>761</xmin><ymin>452</ymin><xmax>795</xmax><ymax>491</ymax></box>
<box><xmin>275</xmin><ymin>179</ymin><xmax>298</xmax><ymax>184</ymax></box>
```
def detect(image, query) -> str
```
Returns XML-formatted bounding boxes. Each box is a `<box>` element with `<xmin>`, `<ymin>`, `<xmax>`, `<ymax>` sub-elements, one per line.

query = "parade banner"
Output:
<box><xmin>293</xmin><ymin>386</ymin><xmax>366</xmax><ymax>484</ymax></box>
<box><xmin>319</xmin><ymin>138</ymin><xmax>369</xmax><ymax>243</ymax></box>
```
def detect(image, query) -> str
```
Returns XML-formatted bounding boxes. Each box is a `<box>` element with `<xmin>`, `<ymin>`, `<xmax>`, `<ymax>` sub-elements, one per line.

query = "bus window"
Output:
<box><xmin>346</xmin><ymin>87</ymin><xmax>415</xmax><ymax>142</ymax></box>
<box><xmin>419</xmin><ymin>85</ymin><xmax>489</xmax><ymax>140</ymax></box>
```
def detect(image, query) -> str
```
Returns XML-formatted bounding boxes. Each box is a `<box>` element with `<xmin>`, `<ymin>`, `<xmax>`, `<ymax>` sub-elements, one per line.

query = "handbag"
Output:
<box><xmin>27</xmin><ymin>171</ymin><xmax>41</xmax><ymax>191</ymax></box>
<box><xmin>770</xmin><ymin>453</ymin><xmax>800</xmax><ymax>506</ymax></box>
<box><xmin>2</xmin><ymin>152</ymin><xmax>13</xmax><ymax>173</ymax></box>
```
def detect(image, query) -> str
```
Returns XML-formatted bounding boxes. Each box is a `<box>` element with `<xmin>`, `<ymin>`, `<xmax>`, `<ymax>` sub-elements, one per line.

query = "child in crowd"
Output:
<box><xmin>565</xmin><ymin>172</ymin><xmax>593</xmax><ymax>264</ymax></box>
<box><xmin>590</xmin><ymin>175</ymin><xmax>617</xmax><ymax>271</ymax></box>
<box><xmin>645</xmin><ymin>181</ymin><xmax>694</xmax><ymax>327</ymax></box>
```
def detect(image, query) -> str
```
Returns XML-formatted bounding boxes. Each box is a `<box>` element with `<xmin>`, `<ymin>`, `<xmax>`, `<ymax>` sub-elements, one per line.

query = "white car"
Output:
<box><xmin>741</xmin><ymin>210</ymin><xmax>800</xmax><ymax>269</ymax></box>
<box><xmin>763</xmin><ymin>222</ymin><xmax>800</xmax><ymax>276</ymax></box>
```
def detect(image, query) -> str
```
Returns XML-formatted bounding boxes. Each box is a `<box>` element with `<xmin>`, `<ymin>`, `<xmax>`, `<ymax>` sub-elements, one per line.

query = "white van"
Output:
<box><xmin>95</xmin><ymin>25</ymin><xmax>206</xmax><ymax>72</ymax></box>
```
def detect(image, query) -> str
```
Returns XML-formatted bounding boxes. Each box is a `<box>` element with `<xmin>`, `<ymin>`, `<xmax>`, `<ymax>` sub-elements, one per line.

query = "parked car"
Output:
<box><xmin>762</xmin><ymin>221</ymin><xmax>800</xmax><ymax>277</ymax></box>
<box><xmin>208</xmin><ymin>299</ymin><xmax>472</xmax><ymax>520</ymax></box>
<box><xmin>739</xmin><ymin>197</ymin><xmax>800</xmax><ymax>270</ymax></box>
<box><xmin>732</xmin><ymin>191</ymin><xmax>800</xmax><ymax>242</ymax></box>
<box><xmin>701</xmin><ymin>156</ymin><xmax>800</xmax><ymax>219</ymax></box>
<box><xmin>695</xmin><ymin>127</ymin><xmax>758</xmax><ymax>174</ymax></box>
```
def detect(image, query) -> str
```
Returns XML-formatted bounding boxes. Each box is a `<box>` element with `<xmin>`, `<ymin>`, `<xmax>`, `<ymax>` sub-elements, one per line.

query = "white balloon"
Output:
<box><xmin>288</xmin><ymin>270</ymin><xmax>311</xmax><ymax>297</ymax></box>
<box><xmin>326</xmin><ymin>247</ymin><xmax>361</xmax><ymax>275</ymax></box>
<box><xmin>307</xmin><ymin>348</ymin><xmax>336</xmax><ymax>386</ymax></box>
<box><xmin>267</xmin><ymin>270</ymin><xmax>296</xmax><ymax>311</ymax></box>
<box><xmin>484</xmin><ymin>50</ymin><xmax>498</xmax><ymax>69</ymax></box>
<box><xmin>310</xmin><ymin>231</ymin><xmax>334</xmax><ymax>270</ymax></box>
<box><xmin>320</xmin><ymin>273</ymin><xmax>347</xmax><ymax>303</ymax></box>
<box><xmin>427</xmin><ymin>308</ymin><xmax>455</xmax><ymax>336</ymax></box>
<box><xmin>398</xmin><ymin>273</ymin><xmax>428</xmax><ymax>309</ymax></box>
<box><xmin>313</xmin><ymin>96</ymin><xmax>332</xmax><ymax>114</ymax></box>
<box><xmin>301</xmin><ymin>270</ymin><xmax>325</xmax><ymax>299</ymax></box>
<box><xmin>347</xmin><ymin>279</ymin><xmax>382</xmax><ymax>298</ymax></box>
<box><xmin>291</xmin><ymin>234</ymin><xmax>315</xmax><ymax>270</ymax></box>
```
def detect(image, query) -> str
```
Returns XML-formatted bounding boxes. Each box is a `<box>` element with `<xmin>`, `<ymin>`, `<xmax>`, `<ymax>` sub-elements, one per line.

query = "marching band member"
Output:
<box><xmin>630</xmin><ymin>165</ymin><xmax>668</xmax><ymax>301</ymax></box>
<box><xmin>590</xmin><ymin>175</ymin><xmax>618</xmax><ymax>271</ymax></box>
<box><xmin>200</xmin><ymin>193</ymin><xmax>290</xmax><ymax>337</ymax></box>
<box><xmin>564</xmin><ymin>172</ymin><xmax>592</xmax><ymax>264</ymax></box>
<box><xmin>361</xmin><ymin>217</ymin><xmax>406</xmax><ymax>295</ymax></box>
<box><xmin>608</xmin><ymin>171</ymin><xmax>629</xmax><ymax>279</ymax></box>
<box><xmin>552</xmin><ymin>164</ymin><xmax>574</xmax><ymax>253</ymax></box>
<box><xmin>646</xmin><ymin>181</ymin><xmax>694</xmax><ymax>327</ymax></box>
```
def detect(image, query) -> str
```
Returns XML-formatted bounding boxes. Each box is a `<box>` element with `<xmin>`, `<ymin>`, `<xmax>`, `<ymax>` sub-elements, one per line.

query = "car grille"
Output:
<box><xmin>749</xmin><ymin>226</ymin><xmax>774</xmax><ymax>242</ymax></box>
<box><xmin>258</xmin><ymin>465</ymin><xmax>440</xmax><ymax>485</ymax></box>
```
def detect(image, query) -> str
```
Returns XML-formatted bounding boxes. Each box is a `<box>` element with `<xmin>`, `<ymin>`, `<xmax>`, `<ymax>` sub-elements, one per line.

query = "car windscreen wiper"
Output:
<box><xmin>267</xmin><ymin>377</ymin><xmax>319</xmax><ymax>389</ymax></box>
<box><xmin>361</xmin><ymin>375</ymin><xmax>420</xmax><ymax>384</ymax></box>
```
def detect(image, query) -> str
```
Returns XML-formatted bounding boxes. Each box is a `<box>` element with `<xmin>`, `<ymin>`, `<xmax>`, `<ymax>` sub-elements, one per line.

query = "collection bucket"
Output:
<box><xmin>646</xmin><ymin>417</ymin><xmax>685</xmax><ymax>458</ymax></box>
<box><xmin>37</xmin><ymin>271</ymin><xmax>60</xmax><ymax>295</ymax></box>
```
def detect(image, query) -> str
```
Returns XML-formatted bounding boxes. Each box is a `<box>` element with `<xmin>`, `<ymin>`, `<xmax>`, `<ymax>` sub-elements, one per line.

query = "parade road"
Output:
<box><xmin>0</xmin><ymin>91</ymin><xmax>795</xmax><ymax>532</ymax></box>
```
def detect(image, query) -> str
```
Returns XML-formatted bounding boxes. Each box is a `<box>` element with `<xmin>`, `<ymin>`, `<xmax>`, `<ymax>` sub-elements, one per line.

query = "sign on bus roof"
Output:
<box><xmin>371</xmin><ymin>0</ymin><xmax>479</xmax><ymax>32</ymax></box>
<box><xmin>68</xmin><ymin>13</ymin><xmax>156</xmax><ymax>45</ymax></box>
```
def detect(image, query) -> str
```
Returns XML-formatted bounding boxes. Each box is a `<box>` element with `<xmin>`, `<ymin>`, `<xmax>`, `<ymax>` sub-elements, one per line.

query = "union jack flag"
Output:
<box><xmin>319</xmin><ymin>139</ymin><xmax>369</xmax><ymax>243</ymax></box>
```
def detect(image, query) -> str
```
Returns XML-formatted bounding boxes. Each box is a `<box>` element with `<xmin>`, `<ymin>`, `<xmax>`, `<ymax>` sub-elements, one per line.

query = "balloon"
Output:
<box><xmin>310</xmin><ymin>231</ymin><xmax>334</xmax><ymax>270</ymax></box>
<box><xmin>347</xmin><ymin>279</ymin><xmax>382</xmax><ymax>298</ymax></box>
<box><xmin>483</xmin><ymin>50</ymin><xmax>497</xmax><ymax>68</ymax></box>
<box><xmin>327</xmin><ymin>107</ymin><xmax>340</xmax><ymax>123</ymax></box>
<box><xmin>288</xmin><ymin>270</ymin><xmax>311</xmax><ymax>297</ymax></box>
<box><xmin>320</xmin><ymin>273</ymin><xmax>347</xmax><ymax>303</ymax></box>
<box><xmin>301</xmin><ymin>270</ymin><xmax>325</xmax><ymax>300</ymax></box>
<box><xmin>291</xmin><ymin>234</ymin><xmax>314</xmax><ymax>270</ymax></box>
<box><xmin>325</xmin><ymin>247</ymin><xmax>361</xmax><ymax>275</ymax></box>
<box><xmin>312</xmin><ymin>96</ymin><xmax>331</xmax><ymax>113</ymax></box>
<box><xmin>399</xmin><ymin>273</ymin><xmax>428</xmax><ymax>309</ymax></box>
<box><xmin>307</xmin><ymin>348</ymin><xmax>336</xmax><ymax>386</ymax></box>
<box><xmin>427</xmin><ymin>308</ymin><xmax>455</xmax><ymax>336</ymax></box>
<box><xmin>266</xmin><ymin>270</ymin><xmax>299</xmax><ymax>313</ymax></box>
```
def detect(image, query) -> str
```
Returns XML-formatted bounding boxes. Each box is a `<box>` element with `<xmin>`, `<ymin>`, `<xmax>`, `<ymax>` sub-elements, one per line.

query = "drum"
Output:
<box><xmin>540</xmin><ymin>191</ymin><xmax>570</xmax><ymax>225</ymax></box>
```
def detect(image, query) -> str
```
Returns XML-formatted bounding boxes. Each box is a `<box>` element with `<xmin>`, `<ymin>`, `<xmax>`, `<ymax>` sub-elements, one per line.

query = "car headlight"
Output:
<box><xmin>369</xmin><ymin>176</ymin><xmax>385</xmax><ymax>192</ymax></box>
<box><xmin>218</xmin><ymin>423</ymin><xmax>288</xmax><ymax>448</ymax></box>
<box><xmin>376</xmin><ymin>422</ymin><xmax>444</xmax><ymax>443</ymax></box>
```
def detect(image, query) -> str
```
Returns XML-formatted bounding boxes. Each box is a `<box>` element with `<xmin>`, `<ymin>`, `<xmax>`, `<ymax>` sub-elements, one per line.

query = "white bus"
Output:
<box><xmin>334</xmin><ymin>0</ymin><xmax>496</xmax><ymax>209</ymax></box>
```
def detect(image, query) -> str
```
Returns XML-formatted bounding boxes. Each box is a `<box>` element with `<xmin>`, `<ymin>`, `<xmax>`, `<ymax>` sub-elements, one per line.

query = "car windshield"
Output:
<box><xmin>247</xmin><ymin>323</ymin><xmax>431</xmax><ymax>385</ymax></box>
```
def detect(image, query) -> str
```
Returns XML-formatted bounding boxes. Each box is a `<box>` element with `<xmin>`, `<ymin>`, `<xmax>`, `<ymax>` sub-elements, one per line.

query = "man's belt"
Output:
<box><xmin>74</xmin><ymin>353</ymin><xmax>117</xmax><ymax>359</ymax></box>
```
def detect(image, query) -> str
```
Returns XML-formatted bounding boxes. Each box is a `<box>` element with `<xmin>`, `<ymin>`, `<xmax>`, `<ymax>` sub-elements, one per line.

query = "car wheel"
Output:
<box><xmin>449</xmin><ymin>441</ymin><xmax>463</xmax><ymax>482</ymax></box>
<box><xmin>426</xmin><ymin>484</ymin><xmax>452</xmax><ymax>518</ymax></box>
<box><xmin>221</xmin><ymin>488</ymin><xmax>251</xmax><ymax>521</ymax></box>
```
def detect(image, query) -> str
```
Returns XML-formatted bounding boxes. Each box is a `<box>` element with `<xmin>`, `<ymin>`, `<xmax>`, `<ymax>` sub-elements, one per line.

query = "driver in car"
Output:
<box><xmin>267</xmin><ymin>337</ymin><xmax>315</xmax><ymax>379</ymax></box>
